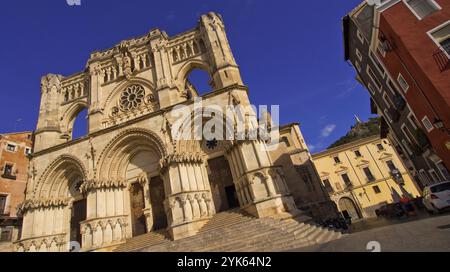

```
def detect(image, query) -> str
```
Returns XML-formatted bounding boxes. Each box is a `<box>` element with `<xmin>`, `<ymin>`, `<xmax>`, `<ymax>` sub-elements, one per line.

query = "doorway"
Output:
<box><xmin>208</xmin><ymin>156</ymin><xmax>240</xmax><ymax>212</ymax></box>
<box><xmin>338</xmin><ymin>197</ymin><xmax>361</xmax><ymax>220</ymax></box>
<box><xmin>149</xmin><ymin>176</ymin><xmax>168</xmax><ymax>231</ymax></box>
<box><xmin>70</xmin><ymin>198</ymin><xmax>87</xmax><ymax>246</ymax></box>
<box><xmin>130</xmin><ymin>182</ymin><xmax>147</xmax><ymax>237</ymax></box>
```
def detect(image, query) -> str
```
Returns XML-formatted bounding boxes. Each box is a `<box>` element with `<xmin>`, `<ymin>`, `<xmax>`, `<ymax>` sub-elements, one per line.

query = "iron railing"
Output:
<box><xmin>433</xmin><ymin>44</ymin><xmax>450</xmax><ymax>72</ymax></box>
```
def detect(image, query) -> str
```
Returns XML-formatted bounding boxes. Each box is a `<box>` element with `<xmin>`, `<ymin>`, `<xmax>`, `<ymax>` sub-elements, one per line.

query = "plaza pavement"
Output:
<box><xmin>291</xmin><ymin>214</ymin><xmax>450</xmax><ymax>252</ymax></box>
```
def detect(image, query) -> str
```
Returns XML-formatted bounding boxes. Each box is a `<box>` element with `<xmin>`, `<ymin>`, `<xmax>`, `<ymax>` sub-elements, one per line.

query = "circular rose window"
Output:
<box><xmin>119</xmin><ymin>85</ymin><xmax>145</xmax><ymax>111</ymax></box>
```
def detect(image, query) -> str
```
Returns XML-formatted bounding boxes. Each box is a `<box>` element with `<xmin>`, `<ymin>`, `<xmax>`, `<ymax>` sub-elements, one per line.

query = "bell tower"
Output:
<box><xmin>34</xmin><ymin>74</ymin><xmax>65</xmax><ymax>152</ymax></box>
<box><xmin>199</xmin><ymin>12</ymin><xmax>243</xmax><ymax>89</ymax></box>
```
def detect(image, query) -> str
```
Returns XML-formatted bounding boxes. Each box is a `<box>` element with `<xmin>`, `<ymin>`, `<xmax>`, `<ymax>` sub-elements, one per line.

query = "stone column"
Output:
<box><xmin>14</xmin><ymin>198</ymin><xmax>70</xmax><ymax>252</ymax></box>
<box><xmin>79</xmin><ymin>179</ymin><xmax>129</xmax><ymax>251</ymax></box>
<box><xmin>225</xmin><ymin>139</ymin><xmax>300</xmax><ymax>218</ymax></box>
<box><xmin>138</xmin><ymin>173</ymin><xmax>154</xmax><ymax>232</ymax></box>
<box><xmin>160</xmin><ymin>153</ymin><xmax>215</xmax><ymax>240</ymax></box>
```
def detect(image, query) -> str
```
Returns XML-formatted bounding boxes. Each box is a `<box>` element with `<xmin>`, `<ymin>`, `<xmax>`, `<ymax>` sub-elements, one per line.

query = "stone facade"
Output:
<box><xmin>15</xmin><ymin>12</ymin><xmax>331</xmax><ymax>252</ymax></box>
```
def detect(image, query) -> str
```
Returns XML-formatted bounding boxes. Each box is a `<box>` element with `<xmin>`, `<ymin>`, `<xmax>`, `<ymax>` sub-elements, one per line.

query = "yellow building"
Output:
<box><xmin>312</xmin><ymin>135</ymin><xmax>421</xmax><ymax>219</ymax></box>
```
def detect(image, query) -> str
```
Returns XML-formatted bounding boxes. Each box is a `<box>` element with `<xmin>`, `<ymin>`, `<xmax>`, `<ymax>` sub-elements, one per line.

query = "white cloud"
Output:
<box><xmin>320</xmin><ymin>124</ymin><xmax>336</xmax><ymax>138</ymax></box>
<box><xmin>307</xmin><ymin>144</ymin><xmax>316</xmax><ymax>152</ymax></box>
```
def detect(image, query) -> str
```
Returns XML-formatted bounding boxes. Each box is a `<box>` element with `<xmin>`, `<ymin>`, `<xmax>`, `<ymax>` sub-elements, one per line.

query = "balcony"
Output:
<box><xmin>414</xmin><ymin>128</ymin><xmax>431</xmax><ymax>149</ymax></box>
<box><xmin>1</xmin><ymin>173</ymin><xmax>17</xmax><ymax>180</ymax></box>
<box><xmin>393</xmin><ymin>94</ymin><xmax>406</xmax><ymax>111</ymax></box>
<box><xmin>378</xmin><ymin>31</ymin><xmax>395</xmax><ymax>53</ymax></box>
<box><xmin>433</xmin><ymin>45</ymin><xmax>450</xmax><ymax>72</ymax></box>
<box><xmin>390</xmin><ymin>169</ymin><xmax>405</xmax><ymax>184</ymax></box>
<box><xmin>388</xmin><ymin>108</ymin><xmax>401</xmax><ymax>123</ymax></box>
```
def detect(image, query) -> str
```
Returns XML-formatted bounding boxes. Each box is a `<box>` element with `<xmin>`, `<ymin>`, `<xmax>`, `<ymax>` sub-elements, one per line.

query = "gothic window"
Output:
<box><xmin>120</xmin><ymin>85</ymin><xmax>145</xmax><ymax>111</ymax></box>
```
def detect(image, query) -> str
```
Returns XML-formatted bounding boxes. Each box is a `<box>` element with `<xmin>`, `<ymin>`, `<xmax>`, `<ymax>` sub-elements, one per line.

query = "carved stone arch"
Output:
<box><xmin>60</xmin><ymin>101</ymin><xmax>89</xmax><ymax>135</ymax></box>
<box><xmin>174</xmin><ymin>106</ymin><xmax>235</xmax><ymax>154</ymax></box>
<box><xmin>96</xmin><ymin>128</ymin><xmax>167</xmax><ymax>180</ymax></box>
<box><xmin>174</xmin><ymin>59</ymin><xmax>213</xmax><ymax>95</ymax></box>
<box><xmin>33</xmin><ymin>154</ymin><xmax>88</xmax><ymax>199</ymax></box>
<box><xmin>101</xmin><ymin>77</ymin><xmax>156</xmax><ymax>111</ymax></box>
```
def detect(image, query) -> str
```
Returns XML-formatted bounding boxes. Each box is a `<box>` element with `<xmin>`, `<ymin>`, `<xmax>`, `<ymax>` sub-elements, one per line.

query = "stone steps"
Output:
<box><xmin>113</xmin><ymin>210</ymin><xmax>345</xmax><ymax>252</ymax></box>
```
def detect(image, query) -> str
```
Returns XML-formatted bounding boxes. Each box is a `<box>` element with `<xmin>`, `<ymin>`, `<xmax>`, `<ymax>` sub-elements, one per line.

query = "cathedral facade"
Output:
<box><xmin>15</xmin><ymin>12</ymin><xmax>335</xmax><ymax>252</ymax></box>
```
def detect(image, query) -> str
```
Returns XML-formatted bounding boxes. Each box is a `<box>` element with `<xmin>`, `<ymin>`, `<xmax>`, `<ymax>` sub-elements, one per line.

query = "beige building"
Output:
<box><xmin>15</xmin><ymin>12</ymin><xmax>337</xmax><ymax>252</ymax></box>
<box><xmin>312</xmin><ymin>135</ymin><xmax>421</xmax><ymax>219</ymax></box>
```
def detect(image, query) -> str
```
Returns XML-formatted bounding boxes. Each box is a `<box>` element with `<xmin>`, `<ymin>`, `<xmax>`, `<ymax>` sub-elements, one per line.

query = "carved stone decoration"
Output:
<box><xmin>119</xmin><ymin>85</ymin><xmax>145</xmax><ymax>111</ymax></box>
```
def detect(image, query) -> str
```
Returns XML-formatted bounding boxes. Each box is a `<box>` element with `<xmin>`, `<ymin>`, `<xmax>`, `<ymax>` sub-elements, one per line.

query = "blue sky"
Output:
<box><xmin>0</xmin><ymin>0</ymin><xmax>376</xmax><ymax>153</ymax></box>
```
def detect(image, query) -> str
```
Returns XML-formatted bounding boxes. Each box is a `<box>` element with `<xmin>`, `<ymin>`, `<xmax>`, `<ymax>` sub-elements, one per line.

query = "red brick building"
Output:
<box><xmin>375</xmin><ymin>0</ymin><xmax>449</xmax><ymax>176</ymax></box>
<box><xmin>0</xmin><ymin>131</ymin><xmax>33</xmax><ymax>246</ymax></box>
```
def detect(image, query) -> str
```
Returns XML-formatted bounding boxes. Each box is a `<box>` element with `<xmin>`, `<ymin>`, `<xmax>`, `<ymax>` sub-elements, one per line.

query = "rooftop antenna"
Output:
<box><xmin>354</xmin><ymin>115</ymin><xmax>362</xmax><ymax>124</ymax></box>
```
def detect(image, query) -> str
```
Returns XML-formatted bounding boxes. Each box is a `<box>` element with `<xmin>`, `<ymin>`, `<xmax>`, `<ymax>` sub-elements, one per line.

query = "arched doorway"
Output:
<box><xmin>207</xmin><ymin>156</ymin><xmax>239</xmax><ymax>212</ymax></box>
<box><xmin>149</xmin><ymin>176</ymin><xmax>167</xmax><ymax>230</ymax></box>
<box><xmin>129</xmin><ymin>182</ymin><xmax>147</xmax><ymax>237</ymax></box>
<box><xmin>338</xmin><ymin>197</ymin><xmax>361</xmax><ymax>220</ymax></box>
<box><xmin>68</xmin><ymin>177</ymin><xmax>87</xmax><ymax>247</ymax></box>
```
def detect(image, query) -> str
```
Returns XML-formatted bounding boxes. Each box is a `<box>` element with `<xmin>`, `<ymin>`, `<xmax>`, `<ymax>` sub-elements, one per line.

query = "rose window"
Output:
<box><xmin>119</xmin><ymin>85</ymin><xmax>145</xmax><ymax>111</ymax></box>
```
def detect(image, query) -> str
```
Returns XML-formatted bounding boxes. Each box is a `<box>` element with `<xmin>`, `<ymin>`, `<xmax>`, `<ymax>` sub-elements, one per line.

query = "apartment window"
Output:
<box><xmin>408</xmin><ymin>113</ymin><xmax>419</xmax><ymax>129</ymax></box>
<box><xmin>429</xmin><ymin>169</ymin><xmax>441</xmax><ymax>182</ymax></box>
<box><xmin>436</xmin><ymin>161</ymin><xmax>450</xmax><ymax>180</ymax></box>
<box><xmin>355</xmin><ymin>61</ymin><xmax>362</xmax><ymax>73</ymax></box>
<box><xmin>405</xmin><ymin>0</ymin><xmax>441</xmax><ymax>20</ymax></box>
<box><xmin>419</xmin><ymin>169</ymin><xmax>431</xmax><ymax>185</ymax></box>
<box><xmin>367</xmin><ymin>66</ymin><xmax>382</xmax><ymax>90</ymax></box>
<box><xmin>367</xmin><ymin>83</ymin><xmax>375</xmax><ymax>95</ymax></box>
<box><xmin>387</xmin><ymin>78</ymin><xmax>399</xmax><ymax>94</ymax></box>
<box><xmin>341</xmin><ymin>173</ymin><xmax>353</xmax><ymax>187</ymax></box>
<box><xmin>373</xmin><ymin>186</ymin><xmax>381</xmax><ymax>194</ymax></box>
<box><xmin>25</xmin><ymin>147</ymin><xmax>32</xmax><ymax>155</ymax></box>
<box><xmin>397</xmin><ymin>73</ymin><xmax>409</xmax><ymax>92</ymax></box>
<box><xmin>363</xmin><ymin>167</ymin><xmax>376</xmax><ymax>182</ymax></box>
<box><xmin>401</xmin><ymin>139</ymin><xmax>413</xmax><ymax>155</ymax></box>
<box><xmin>356</xmin><ymin>48</ymin><xmax>363</xmax><ymax>61</ymax></box>
<box><xmin>0</xmin><ymin>226</ymin><xmax>13</xmax><ymax>242</ymax></box>
<box><xmin>421</xmin><ymin>116</ymin><xmax>434</xmax><ymax>132</ymax></box>
<box><xmin>6</xmin><ymin>144</ymin><xmax>16</xmax><ymax>152</ymax></box>
<box><xmin>377</xmin><ymin>143</ymin><xmax>385</xmax><ymax>151</ymax></box>
<box><xmin>383</xmin><ymin>93</ymin><xmax>394</xmax><ymax>108</ymax></box>
<box><xmin>370</xmin><ymin>50</ymin><xmax>385</xmax><ymax>76</ymax></box>
<box><xmin>0</xmin><ymin>195</ymin><xmax>7</xmax><ymax>215</ymax></box>
<box><xmin>333</xmin><ymin>156</ymin><xmax>341</xmax><ymax>164</ymax></box>
<box><xmin>322</xmin><ymin>179</ymin><xmax>334</xmax><ymax>193</ymax></box>
<box><xmin>357</xmin><ymin>29</ymin><xmax>365</xmax><ymax>43</ymax></box>
<box><xmin>402</xmin><ymin>125</ymin><xmax>418</xmax><ymax>146</ymax></box>
<box><xmin>384</xmin><ymin>109</ymin><xmax>393</xmax><ymax>123</ymax></box>
<box><xmin>354</xmin><ymin>150</ymin><xmax>362</xmax><ymax>157</ymax></box>
<box><xmin>3</xmin><ymin>164</ymin><xmax>13</xmax><ymax>176</ymax></box>
<box><xmin>386</xmin><ymin>160</ymin><xmax>397</xmax><ymax>172</ymax></box>
<box><xmin>429</xmin><ymin>22</ymin><xmax>450</xmax><ymax>54</ymax></box>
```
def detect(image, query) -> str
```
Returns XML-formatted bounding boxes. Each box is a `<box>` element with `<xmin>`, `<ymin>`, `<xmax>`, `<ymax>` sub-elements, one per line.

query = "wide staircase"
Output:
<box><xmin>114</xmin><ymin>210</ymin><xmax>345</xmax><ymax>252</ymax></box>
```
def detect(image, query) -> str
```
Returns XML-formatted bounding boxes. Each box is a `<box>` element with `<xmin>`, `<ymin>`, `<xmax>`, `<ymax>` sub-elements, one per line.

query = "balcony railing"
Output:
<box><xmin>393</xmin><ymin>94</ymin><xmax>406</xmax><ymax>111</ymax></box>
<box><xmin>1</xmin><ymin>173</ymin><xmax>17</xmax><ymax>180</ymax></box>
<box><xmin>433</xmin><ymin>44</ymin><xmax>450</xmax><ymax>72</ymax></box>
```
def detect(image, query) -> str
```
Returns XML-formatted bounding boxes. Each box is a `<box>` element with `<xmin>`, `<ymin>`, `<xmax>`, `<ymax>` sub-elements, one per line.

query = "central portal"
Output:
<box><xmin>208</xmin><ymin>156</ymin><xmax>240</xmax><ymax>212</ymax></box>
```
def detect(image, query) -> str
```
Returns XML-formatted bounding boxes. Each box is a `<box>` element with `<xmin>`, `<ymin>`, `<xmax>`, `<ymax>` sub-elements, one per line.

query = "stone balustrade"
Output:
<box><xmin>80</xmin><ymin>215</ymin><xmax>128</xmax><ymax>251</ymax></box>
<box><xmin>14</xmin><ymin>233</ymin><xmax>67</xmax><ymax>252</ymax></box>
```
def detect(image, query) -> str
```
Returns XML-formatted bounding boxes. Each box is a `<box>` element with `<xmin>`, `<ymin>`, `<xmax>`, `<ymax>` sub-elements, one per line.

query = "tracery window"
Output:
<box><xmin>119</xmin><ymin>85</ymin><xmax>145</xmax><ymax>111</ymax></box>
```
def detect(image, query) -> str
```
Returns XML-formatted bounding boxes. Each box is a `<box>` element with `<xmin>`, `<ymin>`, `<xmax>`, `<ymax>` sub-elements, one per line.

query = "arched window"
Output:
<box><xmin>71</xmin><ymin>108</ymin><xmax>89</xmax><ymax>140</ymax></box>
<box><xmin>185</xmin><ymin>68</ymin><xmax>213</xmax><ymax>97</ymax></box>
